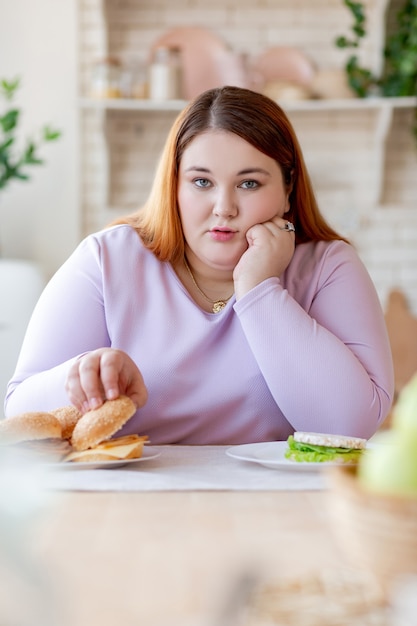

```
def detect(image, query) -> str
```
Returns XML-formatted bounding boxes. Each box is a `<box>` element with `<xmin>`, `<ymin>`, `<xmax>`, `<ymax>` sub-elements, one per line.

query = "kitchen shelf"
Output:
<box><xmin>78</xmin><ymin>0</ymin><xmax>417</xmax><ymax>240</ymax></box>
<box><xmin>79</xmin><ymin>95</ymin><xmax>417</xmax><ymax>113</ymax></box>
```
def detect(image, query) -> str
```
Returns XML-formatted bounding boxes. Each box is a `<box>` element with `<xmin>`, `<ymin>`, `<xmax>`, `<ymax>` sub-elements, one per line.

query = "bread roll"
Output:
<box><xmin>0</xmin><ymin>412</ymin><xmax>62</xmax><ymax>445</ymax></box>
<box><xmin>51</xmin><ymin>405</ymin><xmax>82</xmax><ymax>439</ymax></box>
<box><xmin>71</xmin><ymin>395</ymin><xmax>137</xmax><ymax>451</ymax></box>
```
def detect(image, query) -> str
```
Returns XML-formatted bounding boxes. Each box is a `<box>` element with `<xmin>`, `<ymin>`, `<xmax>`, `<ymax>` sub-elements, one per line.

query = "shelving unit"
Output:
<box><xmin>79</xmin><ymin>95</ymin><xmax>417</xmax><ymax>112</ymax></box>
<box><xmin>75</xmin><ymin>0</ymin><xmax>417</xmax><ymax>313</ymax></box>
<box><xmin>78</xmin><ymin>0</ymin><xmax>417</xmax><ymax>241</ymax></box>
<box><xmin>79</xmin><ymin>93</ymin><xmax>416</xmax><ymax>233</ymax></box>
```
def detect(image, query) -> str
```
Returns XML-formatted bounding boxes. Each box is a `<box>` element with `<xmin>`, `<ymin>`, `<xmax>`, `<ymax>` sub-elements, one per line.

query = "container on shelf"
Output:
<box><xmin>90</xmin><ymin>57</ymin><xmax>122</xmax><ymax>99</ymax></box>
<box><xmin>119</xmin><ymin>62</ymin><xmax>147</xmax><ymax>99</ymax></box>
<box><xmin>148</xmin><ymin>46</ymin><xmax>183</xmax><ymax>100</ymax></box>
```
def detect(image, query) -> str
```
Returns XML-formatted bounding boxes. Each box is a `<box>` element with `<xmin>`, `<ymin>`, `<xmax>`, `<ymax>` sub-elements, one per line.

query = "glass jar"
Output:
<box><xmin>149</xmin><ymin>46</ymin><xmax>182</xmax><ymax>100</ymax></box>
<box><xmin>119</xmin><ymin>62</ymin><xmax>147</xmax><ymax>99</ymax></box>
<box><xmin>90</xmin><ymin>57</ymin><xmax>122</xmax><ymax>99</ymax></box>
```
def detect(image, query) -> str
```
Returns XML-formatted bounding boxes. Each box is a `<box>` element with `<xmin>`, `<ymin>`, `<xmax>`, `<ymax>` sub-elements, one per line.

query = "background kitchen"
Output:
<box><xmin>1</xmin><ymin>0</ymin><xmax>416</xmax><ymax>402</ymax></box>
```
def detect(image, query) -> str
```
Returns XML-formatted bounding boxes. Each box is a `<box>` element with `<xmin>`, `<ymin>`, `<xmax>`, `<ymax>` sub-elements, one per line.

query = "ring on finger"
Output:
<box><xmin>279</xmin><ymin>221</ymin><xmax>295</xmax><ymax>232</ymax></box>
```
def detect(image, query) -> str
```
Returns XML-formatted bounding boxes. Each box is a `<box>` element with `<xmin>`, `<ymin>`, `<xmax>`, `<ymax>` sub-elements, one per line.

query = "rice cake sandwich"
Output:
<box><xmin>285</xmin><ymin>431</ymin><xmax>367</xmax><ymax>464</ymax></box>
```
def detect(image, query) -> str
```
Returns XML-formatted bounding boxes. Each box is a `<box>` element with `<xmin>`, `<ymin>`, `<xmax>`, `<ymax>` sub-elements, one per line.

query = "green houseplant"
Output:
<box><xmin>336</xmin><ymin>0</ymin><xmax>417</xmax><ymax>98</ymax></box>
<box><xmin>0</xmin><ymin>77</ymin><xmax>60</xmax><ymax>193</ymax></box>
<box><xmin>335</xmin><ymin>0</ymin><xmax>417</xmax><ymax>137</ymax></box>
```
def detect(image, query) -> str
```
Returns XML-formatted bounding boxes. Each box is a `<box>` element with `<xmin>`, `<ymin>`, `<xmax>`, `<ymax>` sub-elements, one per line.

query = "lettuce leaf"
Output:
<box><xmin>284</xmin><ymin>435</ymin><xmax>363</xmax><ymax>463</ymax></box>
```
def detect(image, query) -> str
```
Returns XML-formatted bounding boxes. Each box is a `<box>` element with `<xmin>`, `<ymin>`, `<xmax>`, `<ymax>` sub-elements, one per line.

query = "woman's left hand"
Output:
<box><xmin>233</xmin><ymin>216</ymin><xmax>295</xmax><ymax>299</ymax></box>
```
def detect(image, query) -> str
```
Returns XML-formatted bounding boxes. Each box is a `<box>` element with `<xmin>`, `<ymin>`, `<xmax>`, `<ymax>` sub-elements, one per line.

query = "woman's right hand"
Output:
<box><xmin>65</xmin><ymin>348</ymin><xmax>148</xmax><ymax>414</ymax></box>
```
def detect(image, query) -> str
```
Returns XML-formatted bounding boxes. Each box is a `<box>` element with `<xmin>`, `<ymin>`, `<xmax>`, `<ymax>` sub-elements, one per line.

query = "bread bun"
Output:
<box><xmin>0</xmin><ymin>412</ymin><xmax>62</xmax><ymax>445</ymax></box>
<box><xmin>71</xmin><ymin>395</ymin><xmax>137</xmax><ymax>451</ymax></box>
<box><xmin>51</xmin><ymin>405</ymin><xmax>82</xmax><ymax>439</ymax></box>
<box><xmin>294</xmin><ymin>432</ymin><xmax>366</xmax><ymax>450</ymax></box>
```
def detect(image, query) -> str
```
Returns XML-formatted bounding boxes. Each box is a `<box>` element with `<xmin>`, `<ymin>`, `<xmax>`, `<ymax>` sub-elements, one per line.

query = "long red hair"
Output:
<box><xmin>111</xmin><ymin>86</ymin><xmax>347</xmax><ymax>265</ymax></box>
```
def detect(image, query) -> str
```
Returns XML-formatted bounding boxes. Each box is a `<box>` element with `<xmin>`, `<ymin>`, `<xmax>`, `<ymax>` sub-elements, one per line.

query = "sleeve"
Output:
<box><xmin>4</xmin><ymin>236</ymin><xmax>110</xmax><ymax>416</ymax></box>
<box><xmin>234</xmin><ymin>243</ymin><xmax>394</xmax><ymax>439</ymax></box>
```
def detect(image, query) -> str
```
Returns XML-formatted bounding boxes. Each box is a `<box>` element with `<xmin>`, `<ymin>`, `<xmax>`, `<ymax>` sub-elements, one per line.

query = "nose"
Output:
<box><xmin>212</xmin><ymin>189</ymin><xmax>238</xmax><ymax>218</ymax></box>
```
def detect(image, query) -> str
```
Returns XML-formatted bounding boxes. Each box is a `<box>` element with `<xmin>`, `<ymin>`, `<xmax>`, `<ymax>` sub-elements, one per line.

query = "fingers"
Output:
<box><xmin>65</xmin><ymin>348</ymin><xmax>148</xmax><ymax>414</ymax></box>
<box><xmin>263</xmin><ymin>216</ymin><xmax>295</xmax><ymax>236</ymax></box>
<box><xmin>66</xmin><ymin>351</ymin><xmax>104</xmax><ymax>412</ymax></box>
<box><xmin>234</xmin><ymin>217</ymin><xmax>296</xmax><ymax>298</ymax></box>
<box><xmin>116</xmin><ymin>358</ymin><xmax>148</xmax><ymax>410</ymax></box>
<box><xmin>99</xmin><ymin>350</ymin><xmax>125</xmax><ymax>402</ymax></box>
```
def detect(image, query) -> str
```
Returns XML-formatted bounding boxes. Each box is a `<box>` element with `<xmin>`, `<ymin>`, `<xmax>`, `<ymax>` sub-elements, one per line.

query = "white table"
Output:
<box><xmin>43</xmin><ymin>444</ymin><xmax>327</xmax><ymax>492</ymax></box>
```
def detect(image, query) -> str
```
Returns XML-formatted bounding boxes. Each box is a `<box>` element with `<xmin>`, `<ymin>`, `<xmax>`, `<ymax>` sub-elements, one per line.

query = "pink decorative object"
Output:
<box><xmin>251</xmin><ymin>46</ymin><xmax>316</xmax><ymax>90</ymax></box>
<box><xmin>150</xmin><ymin>27</ymin><xmax>250</xmax><ymax>100</ymax></box>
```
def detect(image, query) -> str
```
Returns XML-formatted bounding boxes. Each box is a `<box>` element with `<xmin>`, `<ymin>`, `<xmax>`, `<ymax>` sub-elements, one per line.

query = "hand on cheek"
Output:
<box><xmin>233</xmin><ymin>218</ymin><xmax>295</xmax><ymax>299</ymax></box>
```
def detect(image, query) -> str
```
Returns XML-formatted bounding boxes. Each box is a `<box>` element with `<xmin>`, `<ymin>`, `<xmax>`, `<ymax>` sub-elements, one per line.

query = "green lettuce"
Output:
<box><xmin>284</xmin><ymin>435</ymin><xmax>363</xmax><ymax>463</ymax></box>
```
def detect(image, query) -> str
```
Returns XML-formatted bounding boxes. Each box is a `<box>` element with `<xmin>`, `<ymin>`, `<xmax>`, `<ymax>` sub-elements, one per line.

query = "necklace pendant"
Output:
<box><xmin>213</xmin><ymin>300</ymin><xmax>226</xmax><ymax>313</ymax></box>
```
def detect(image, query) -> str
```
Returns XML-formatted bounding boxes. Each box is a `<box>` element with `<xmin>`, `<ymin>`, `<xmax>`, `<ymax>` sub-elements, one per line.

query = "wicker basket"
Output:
<box><xmin>325</xmin><ymin>465</ymin><xmax>417</xmax><ymax>593</ymax></box>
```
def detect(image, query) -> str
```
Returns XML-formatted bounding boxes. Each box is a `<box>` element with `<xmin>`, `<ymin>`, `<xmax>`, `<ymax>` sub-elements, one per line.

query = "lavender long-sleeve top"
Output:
<box><xmin>5</xmin><ymin>225</ymin><xmax>394</xmax><ymax>443</ymax></box>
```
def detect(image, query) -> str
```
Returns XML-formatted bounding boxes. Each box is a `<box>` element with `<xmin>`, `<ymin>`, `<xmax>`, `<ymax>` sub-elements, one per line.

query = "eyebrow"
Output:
<box><xmin>184</xmin><ymin>166</ymin><xmax>271</xmax><ymax>176</ymax></box>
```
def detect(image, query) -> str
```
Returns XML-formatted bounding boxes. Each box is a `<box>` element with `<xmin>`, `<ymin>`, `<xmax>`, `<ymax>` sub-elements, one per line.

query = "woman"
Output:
<box><xmin>4</xmin><ymin>86</ymin><xmax>394</xmax><ymax>443</ymax></box>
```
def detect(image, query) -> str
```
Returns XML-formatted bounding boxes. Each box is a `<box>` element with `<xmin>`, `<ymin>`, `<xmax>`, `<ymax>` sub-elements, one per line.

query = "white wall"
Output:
<box><xmin>0</xmin><ymin>0</ymin><xmax>81</xmax><ymax>408</ymax></box>
<box><xmin>0</xmin><ymin>0</ymin><xmax>81</xmax><ymax>276</ymax></box>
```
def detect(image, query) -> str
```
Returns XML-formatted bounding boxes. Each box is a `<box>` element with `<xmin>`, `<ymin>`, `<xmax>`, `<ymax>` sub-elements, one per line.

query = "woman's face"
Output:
<box><xmin>177</xmin><ymin>130</ymin><xmax>290</xmax><ymax>272</ymax></box>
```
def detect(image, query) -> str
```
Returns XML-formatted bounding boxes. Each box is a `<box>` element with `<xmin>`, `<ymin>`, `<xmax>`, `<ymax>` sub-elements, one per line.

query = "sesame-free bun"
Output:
<box><xmin>71</xmin><ymin>395</ymin><xmax>137</xmax><ymax>451</ymax></box>
<box><xmin>293</xmin><ymin>431</ymin><xmax>367</xmax><ymax>450</ymax></box>
<box><xmin>0</xmin><ymin>412</ymin><xmax>62</xmax><ymax>445</ymax></box>
<box><xmin>51</xmin><ymin>405</ymin><xmax>82</xmax><ymax>439</ymax></box>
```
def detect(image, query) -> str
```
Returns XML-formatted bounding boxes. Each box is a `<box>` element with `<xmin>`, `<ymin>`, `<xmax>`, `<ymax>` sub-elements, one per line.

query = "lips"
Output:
<box><xmin>209</xmin><ymin>226</ymin><xmax>237</xmax><ymax>242</ymax></box>
<box><xmin>211</xmin><ymin>225</ymin><xmax>235</xmax><ymax>232</ymax></box>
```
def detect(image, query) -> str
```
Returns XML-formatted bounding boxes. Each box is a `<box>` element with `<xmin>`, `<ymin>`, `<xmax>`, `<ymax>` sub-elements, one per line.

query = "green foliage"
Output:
<box><xmin>382</xmin><ymin>0</ymin><xmax>417</xmax><ymax>97</ymax></box>
<box><xmin>335</xmin><ymin>0</ymin><xmax>367</xmax><ymax>50</ymax></box>
<box><xmin>345</xmin><ymin>56</ymin><xmax>375</xmax><ymax>97</ymax></box>
<box><xmin>0</xmin><ymin>78</ymin><xmax>61</xmax><ymax>191</ymax></box>
<box><xmin>336</xmin><ymin>0</ymin><xmax>417</xmax><ymax>98</ymax></box>
<box><xmin>336</xmin><ymin>0</ymin><xmax>417</xmax><ymax>143</ymax></box>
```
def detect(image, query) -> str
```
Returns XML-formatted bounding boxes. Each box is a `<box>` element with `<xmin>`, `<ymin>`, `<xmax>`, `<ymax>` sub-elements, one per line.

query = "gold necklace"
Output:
<box><xmin>183</xmin><ymin>257</ymin><xmax>234</xmax><ymax>313</ymax></box>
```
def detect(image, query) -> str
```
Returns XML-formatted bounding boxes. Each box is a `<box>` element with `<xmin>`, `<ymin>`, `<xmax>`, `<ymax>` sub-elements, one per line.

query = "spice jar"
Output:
<box><xmin>119</xmin><ymin>62</ymin><xmax>147</xmax><ymax>99</ymax></box>
<box><xmin>90</xmin><ymin>57</ymin><xmax>122</xmax><ymax>99</ymax></box>
<box><xmin>149</xmin><ymin>46</ymin><xmax>183</xmax><ymax>100</ymax></box>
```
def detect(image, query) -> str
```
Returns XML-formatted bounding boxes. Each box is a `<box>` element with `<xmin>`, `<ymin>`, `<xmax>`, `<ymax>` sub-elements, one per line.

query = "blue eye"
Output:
<box><xmin>240</xmin><ymin>180</ymin><xmax>259</xmax><ymax>189</ymax></box>
<box><xmin>194</xmin><ymin>178</ymin><xmax>211</xmax><ymax>188</ymax></box>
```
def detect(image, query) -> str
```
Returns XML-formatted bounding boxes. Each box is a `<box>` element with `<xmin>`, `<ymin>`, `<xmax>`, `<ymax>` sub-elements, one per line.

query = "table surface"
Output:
<box><xmin>1</xmin><ymin>445</ymin><xmax>354</xmax><ymax>626</ymax></box>
<box><xmin>32</xmin><ymin>490</ymin><xmax>349</xmax><ymax>626</ymax></box>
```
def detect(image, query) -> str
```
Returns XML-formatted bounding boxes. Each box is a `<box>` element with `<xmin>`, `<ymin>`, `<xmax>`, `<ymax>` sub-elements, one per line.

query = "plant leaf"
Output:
<box><xmin>0</xmin><ymin>109</ymin><xmax>20</xmax><ymax>132</ymax></box>
<box><xmin>43</xmin><ymin>126</ymin><xmax>61</xmax><ymax>141</ymax></box>
<box><xmin>0</xmin><ymin>78</ymin><xmax>20</xmax><ymax>100</ymax></box>
<box><xmin>0</xmin><ymin>137</ymin><xmax>14</xmax><ymax>154</ymax></box>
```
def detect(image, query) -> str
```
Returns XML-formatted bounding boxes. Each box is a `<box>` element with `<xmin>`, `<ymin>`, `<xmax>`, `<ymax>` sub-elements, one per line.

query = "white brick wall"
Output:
<box><xmin>78</xmin><ymin>0</ymin><xmax>417</xmax><ymax>314</ymax></box>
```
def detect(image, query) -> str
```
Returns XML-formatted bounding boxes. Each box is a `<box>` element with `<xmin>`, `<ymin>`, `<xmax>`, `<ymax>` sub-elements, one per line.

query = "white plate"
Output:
<box><xmin>49</xmin><ymin>448</ymin><xmax>161</xmax><ymax>470</ymax></box>
<box><xmin>226</xmin><ymin>441</ymin><xmax>367</xmax><ymax>472</ymax></box>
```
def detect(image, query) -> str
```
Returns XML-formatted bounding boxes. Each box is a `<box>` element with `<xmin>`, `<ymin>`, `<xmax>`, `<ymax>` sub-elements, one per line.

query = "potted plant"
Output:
<box><xmin>1</xmin><ymin>78</ymin><xmax>61</xmax><ymax>235</ymax></box>
<box><xmin>336</xmin><ymin>0</ymin><xmax>417</xmax><ymax>137</ymax></box>
<box><xmin>0</xmin><ymin>77</ymin><xmax>61</xmax><ymax>404</ymax></box>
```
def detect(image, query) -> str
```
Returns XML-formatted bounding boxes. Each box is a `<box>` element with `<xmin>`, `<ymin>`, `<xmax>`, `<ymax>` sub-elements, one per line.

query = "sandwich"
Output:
<box><xmin>285</xmin><ymin>431</ymin><xmax>367</xmax><ymax>464</ymax></box>
<box><xmin>1</xmin><ymin>396</ymin><xmax>147</xmax><ymax>464</ymax></box>
<box><xmin>64</xmin><ymin>395</ymin><xmax>147</xmax><ymax>463</ymax></box>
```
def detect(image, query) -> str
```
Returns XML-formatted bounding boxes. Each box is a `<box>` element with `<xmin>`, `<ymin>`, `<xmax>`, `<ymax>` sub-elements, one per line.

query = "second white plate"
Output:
<box><xmin>226</xmin><ymin>441</ymin><xmax>364</xmax><ymax>472</ymax></box>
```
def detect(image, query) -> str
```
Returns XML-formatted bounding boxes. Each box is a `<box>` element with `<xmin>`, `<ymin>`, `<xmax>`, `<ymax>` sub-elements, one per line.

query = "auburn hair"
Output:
<box><xmin>111</xmin><ymin>86</ymin><xmax>347</xmax><ymax>265</ymax></box>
